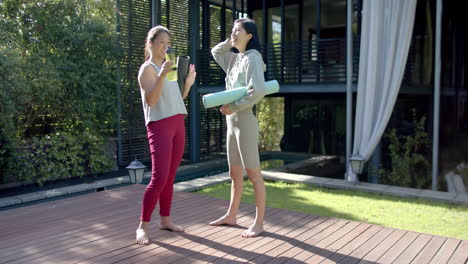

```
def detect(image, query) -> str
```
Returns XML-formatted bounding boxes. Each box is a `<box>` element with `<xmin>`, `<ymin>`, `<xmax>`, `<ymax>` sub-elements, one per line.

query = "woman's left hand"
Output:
<box><xmin>220</xmin><ymin>104</ymin><xmax>233</xmax><ymax>115</ymax></box>
<box><xmin>185</xmin><ymin>64</ymin><xmax>197</xmax><ymax>88</ymax></box>
<box><xmin>181</xmin><ymin>64</ymin><xmax>196</xmax><ymax>99</ymax></box>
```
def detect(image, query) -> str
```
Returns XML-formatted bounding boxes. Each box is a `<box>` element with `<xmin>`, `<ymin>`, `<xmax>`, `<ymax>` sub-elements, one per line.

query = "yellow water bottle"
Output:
<box><xmin>165</xmin><ymin>47</ymin><xmax>178</xmax><ymax>81</ymax></box>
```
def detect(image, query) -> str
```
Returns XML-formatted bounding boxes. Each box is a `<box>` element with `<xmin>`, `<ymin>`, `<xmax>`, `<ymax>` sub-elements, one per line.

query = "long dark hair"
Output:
<box><xmin>231</xmin><ymin>18</ymin><xmax>261</xmax><ymax>53</ymax></box>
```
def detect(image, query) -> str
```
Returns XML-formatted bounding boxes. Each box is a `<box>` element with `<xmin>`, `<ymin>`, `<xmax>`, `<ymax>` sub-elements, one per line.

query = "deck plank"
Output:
<box><xmin>392</xmin><ymin>233</ymin><xmax>433</xmax><ymax>263</ymax></box>
<box><xmin>447</xmin><ymin>240</ymin><xmax>468</xmax><ymax>264</ymax></box>
<box><xmin>428</xmin><ymin>238</ymin><xmax>462</xmax><ymax>264</ymax></box>
<box><xmin>357</xmin><ymin>228</ymin><xmax>407</xmax><ymax>263</ymax></box>
<box><xmin>0</xmin><ymin>184</ymin><xmax>465</xmax><ymax>264</ymax></box>
<box><xmin>412</xmin><ymin>236</ymin><xmax>447</xmax><ymax>264</ymax></box>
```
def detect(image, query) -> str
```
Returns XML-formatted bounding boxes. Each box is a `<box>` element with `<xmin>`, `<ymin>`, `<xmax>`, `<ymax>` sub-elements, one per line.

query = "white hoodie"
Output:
<box><xmin>211</xmin><ymin>39</ymin><xmax>267</xmax><ymax>113</ymax></box>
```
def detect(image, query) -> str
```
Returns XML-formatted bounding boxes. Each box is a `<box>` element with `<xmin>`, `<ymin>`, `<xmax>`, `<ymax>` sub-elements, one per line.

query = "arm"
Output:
<box><xmin>227</xmin><ymin>55</ymin><xmax>267</xmax><ymax>113</ymax></box>
<box><xmin>138</xmin><ymin>61</ymin><xmax>173</xmax><ymax>107</ymax></box>
<box><xmin>211</xmin><ymin>39</ymin><xmax>237</xmax><ymax>73</ymax></box>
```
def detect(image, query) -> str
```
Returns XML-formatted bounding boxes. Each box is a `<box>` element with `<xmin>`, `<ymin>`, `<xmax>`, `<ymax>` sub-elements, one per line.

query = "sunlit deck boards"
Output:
<box><xmin>0</xmin><ymin>184</ymin><xmax>466</xmax><ymax>264</ymax></box>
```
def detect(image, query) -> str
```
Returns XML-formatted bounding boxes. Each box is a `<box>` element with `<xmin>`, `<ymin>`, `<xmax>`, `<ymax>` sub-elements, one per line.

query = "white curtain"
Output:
<box><xmin>347</xmin><ymin>0</ymin><xmax>417</xmax><ymax>182</ymax></box>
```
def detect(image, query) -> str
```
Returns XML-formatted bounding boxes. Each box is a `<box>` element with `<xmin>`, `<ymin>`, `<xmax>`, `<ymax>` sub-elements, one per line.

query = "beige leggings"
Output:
<box><xmin>226</xmin><ymin>110</ymin><xmax>260</xmax><ymax>169</ymax></box>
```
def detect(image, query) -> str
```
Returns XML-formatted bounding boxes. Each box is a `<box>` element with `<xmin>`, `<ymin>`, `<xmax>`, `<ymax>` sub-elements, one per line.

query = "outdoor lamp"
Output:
<box><xmin>126</xmin><ymin>159</ymin><xmax>146</xmax><ymax>184</ymax></box>
<box><xmin>350</xmin><ymin>154</ymin><xmax>365</xmax><ymax>175</ymax></box>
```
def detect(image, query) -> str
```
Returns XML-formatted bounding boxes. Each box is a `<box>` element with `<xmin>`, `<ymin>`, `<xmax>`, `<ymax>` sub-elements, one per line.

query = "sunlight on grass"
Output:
<box><xmin>195</xmin><ymin>180</ymin><xmax>468</xmax><ymax>240</ymax></box>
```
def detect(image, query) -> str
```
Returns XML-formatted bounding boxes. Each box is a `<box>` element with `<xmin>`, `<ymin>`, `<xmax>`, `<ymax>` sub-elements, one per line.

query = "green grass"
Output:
<box><xmin>195</xmin><ymin>180</ymin><xmax>468</xmax><ymax>240</ymax></box>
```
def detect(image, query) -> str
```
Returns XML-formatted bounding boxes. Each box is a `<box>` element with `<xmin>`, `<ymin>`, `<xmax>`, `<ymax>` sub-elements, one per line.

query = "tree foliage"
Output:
<box><xmin>0</xmin><ymin>0</ymin><xmax>118</xmax><ymax>184</ymax></box>
<box><xmin>257</xmin><ymin>97</ymin><xmax>284</xmax><ymax>152</ymax></box>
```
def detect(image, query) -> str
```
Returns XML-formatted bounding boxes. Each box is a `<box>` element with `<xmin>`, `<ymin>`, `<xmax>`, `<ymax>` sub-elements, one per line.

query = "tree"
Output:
<box><xmin>0</xmin><ymin>0</ymin><xmax>118</xmax><ymax>184</ymax></box>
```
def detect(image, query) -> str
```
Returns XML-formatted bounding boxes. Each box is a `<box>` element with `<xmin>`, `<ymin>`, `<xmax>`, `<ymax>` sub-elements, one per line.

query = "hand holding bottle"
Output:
<box><xmin>165</xmin><ymin>47</ymin><xmax>178</xmax><ymax>81</ymax></box>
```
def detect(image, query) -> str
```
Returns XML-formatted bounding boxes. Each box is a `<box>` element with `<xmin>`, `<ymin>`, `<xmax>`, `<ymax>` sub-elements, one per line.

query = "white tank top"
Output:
<box><xmin>140</xmin><ymin>62</ymin><xmax>187</xmax><ymax>125</ymax></box>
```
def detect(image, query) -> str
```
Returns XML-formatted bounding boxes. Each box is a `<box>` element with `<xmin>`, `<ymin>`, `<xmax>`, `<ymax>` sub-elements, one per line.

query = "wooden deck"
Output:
<box><xmin>0</xmin><ymin>184</ymin><xmax>466</xmax><ymax>264</ymax></box>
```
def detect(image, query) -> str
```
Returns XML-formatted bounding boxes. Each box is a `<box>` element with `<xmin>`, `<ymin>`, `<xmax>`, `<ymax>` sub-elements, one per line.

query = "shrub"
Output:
<box><xmin>7</xmin><ymin>132</ymin><xmax>113</xmax><ymax>185</ymax></box>
<box><xmin>373</xmin><ymin>113</ymin><xmax>431</xmax><ymax>189</ymax></box>
<box><xmin>257</xmin><ymin>97</ymin><xmax>284</xmax><ymax>151</ymax></box>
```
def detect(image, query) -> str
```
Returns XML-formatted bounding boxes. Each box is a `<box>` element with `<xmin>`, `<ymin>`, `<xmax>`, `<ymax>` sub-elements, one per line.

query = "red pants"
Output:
<box><xmin>140</xmin><ymin>114</ymin><xmax>185</xmax><ymax>222</ymax></box>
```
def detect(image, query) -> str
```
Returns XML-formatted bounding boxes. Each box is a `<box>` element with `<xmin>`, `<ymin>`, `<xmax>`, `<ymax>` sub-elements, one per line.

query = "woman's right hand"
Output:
<box><xmin>220</xmin><ymin>104</ymin><xmax>233</xmax><ymax>115</ymax></box>
<box><xmin>159</xmin><ymin>60</ymin><xmax>174</xmax><ymax>77</ymax></box>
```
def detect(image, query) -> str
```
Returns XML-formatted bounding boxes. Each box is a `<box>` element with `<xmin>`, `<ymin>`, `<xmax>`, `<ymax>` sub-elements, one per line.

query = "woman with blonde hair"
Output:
<box><xmin>136</xmin><ymin>25</ymin><xmax>196</xmax><ymax>245</ymax></box>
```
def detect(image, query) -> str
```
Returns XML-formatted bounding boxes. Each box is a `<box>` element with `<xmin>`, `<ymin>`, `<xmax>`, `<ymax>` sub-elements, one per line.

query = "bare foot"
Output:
<box><xmin>209</xmin><ymin>215</ymin><xmax>237</xmax><ymax>226</ymax></box>
<box><xmin>159</xmin><ymin>222</ymin><xmax>184</xmax><ymax>232</ymax></box>
<box><xmin>136</xmin><ymin>228</ymin><xmax>150</xmax><ymax>245</ymax></box>
<box><xmin>241</xmin><ymin>224</ymin><xmax>264</xmax><ymax>238</ymax></box>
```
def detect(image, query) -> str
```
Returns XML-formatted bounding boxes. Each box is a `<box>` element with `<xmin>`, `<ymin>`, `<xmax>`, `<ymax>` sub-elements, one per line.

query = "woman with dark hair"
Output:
<box><xmin>136</xmin><ymin>25</ymin><xmax>196</xmax><ymax>245</ymax></box>
<box><xmin>209</xmin><ymin>18</ymin><xmax>267</xmax><ymax>238</ymax></box>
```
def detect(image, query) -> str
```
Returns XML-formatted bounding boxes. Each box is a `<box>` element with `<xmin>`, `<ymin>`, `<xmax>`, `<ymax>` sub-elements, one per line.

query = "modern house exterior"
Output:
<box><xmin>116</xmin><ymin>0</ymin><xmax>467</xmax><ymax>187</ymax></box>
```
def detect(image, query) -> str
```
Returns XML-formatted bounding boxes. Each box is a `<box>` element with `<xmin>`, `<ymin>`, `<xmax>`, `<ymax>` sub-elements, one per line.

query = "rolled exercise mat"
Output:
<box><xmin>202</xmin><ymin>80</ymin><xmax>279</xmax><ymax>108</ymax></box>
<box><xmin>176</xmin><ymin>55</ymin><xmax>190</xmax><ymax>96</ymax></box>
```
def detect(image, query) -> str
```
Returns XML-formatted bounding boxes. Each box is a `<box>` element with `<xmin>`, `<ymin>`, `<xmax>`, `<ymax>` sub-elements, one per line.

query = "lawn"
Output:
<box><xmin>195</xmin><ymin>180</ymin><xmax>468</xmax><ymax>240</ymax></box>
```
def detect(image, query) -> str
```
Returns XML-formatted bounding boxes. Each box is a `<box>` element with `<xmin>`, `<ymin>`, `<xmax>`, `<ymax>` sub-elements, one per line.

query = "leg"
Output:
<box><xmin>235</xmin><ymin>113</ymin><xmax>264</xmax><ymax>237</ymax></box>
<box><xmin>242</xmin><ymin>167</ymin><xmax>265</xmax><ymax>238</ymax></box>
<box><xmin>136</xmin><ymin>119</ymin><xmax>173</xmax><ymax>245</ymax></box>
<box><xmin>209</xmin><ymin>164</ymin><xmax>244</xmax><ymax>226</ymax></box>
<box><xmin>159</xmin><ymin>115</ymin><xmax>185</xmax><ymax>232</ymax></box>
<box><xmin>210</xmin><ymin>117</ymin><xmax>244</xmax><ymax>226</ymax></box>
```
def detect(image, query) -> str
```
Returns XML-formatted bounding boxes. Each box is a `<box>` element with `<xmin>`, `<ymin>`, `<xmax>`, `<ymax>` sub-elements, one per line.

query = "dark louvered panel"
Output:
<box><xmin>168</xmin><ymin>0</ymin><xmax>190</xmax><ymax>159</ymax></box>
<box><xmin>197</xmin><ymin>4</ymin><xmax>237</xmax><ymax>157</ymax></box>
<box><xmin>225</xmin><ymin>9</ymin><xmax>234</xmax><ymax>39</ymax></box>
<box><xmin>210</xmin><ymin>5</ymin><xmax>222</xmax><ymax>46</ymax></box>
<box><xmin>264</xmin><ymin>39</ymin><xmax>351</xmax><ymax>83</ymax></box>
<box><xmin>196</xmin><ymin>38</ymin><xmax>362</xmax><ymax>86</ymax></box>
<box><xmin>197</xmin><ymin>48</ymin><xmax>226</xmax><ymax>86</ymax></box>
<box><xmin>160</xmin><ymin>0</ymin><xmax>190</xmax><ymax>57</ymax></box>
<box><xmin>160</xmin><ymin>0</ymin><xmax>191</xmax><ymax>160</ymax></box>
<box><xmin>119</xmin><ymin>0</ymin><xmax>152</xmax><ymax>165</ymax></box>
<box><xmin>169</xmin><ymin>1</ymin><xmax>190</xmax><ymax>56</ymax></box>
<box><xmin>199</xmin><ymin>97</ymin><xmax>227</xmax><ymax>156</ymax></box>
<box><xmin>197</xmin><ymin>5</ymin><xmax>234</xmax><ymax>86</ymax></box>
